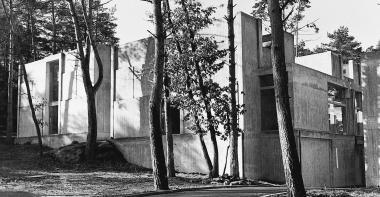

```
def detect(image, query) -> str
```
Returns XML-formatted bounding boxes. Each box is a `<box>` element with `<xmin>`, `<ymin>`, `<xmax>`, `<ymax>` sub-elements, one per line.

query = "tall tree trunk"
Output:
<box><xmin>30</xmin><ymin>1</ymin><xmax>36</xmax><ymax>61</ymax></box>
<box><xmin>163</xmin><ymin>0</ymin><xmax>213</xmax><ymax>176</ymax></box>
<box><xmin>180</xmin><ymin>0</ymin><xmax>219</xmax><ymax>178</ymax></box>
<box><xmin>150</xmin><ymin>0</ymin><xmax>169</xmax><ymax>190</ymax></box>
<box><xmin>6</xmin><ymin>0</ymin><xmax>14</xmax><ymax>145</ymax></box>
<box><xmin>52</xmin><ymin>0</ymin><xmax>57</xmax><ymax>54</ymax></box>
<box><xmin>162</xmin><ymin>1</ymin><xmax>175</xmax><ymax>178</ymax></box>
<box><xmin>164</xmin><ymin>73</ymin><xmax>175</xmax><ymax>177</ymax></box>
<box><xmin>21</xmin><ymin>63</ymin><xmax>43</xmax><ymax>155</ymax></box>
<box><xmin>227</xmin><ymin>0</ymin><xmax>239</xmax><ymax>178</ymax></box>
<box><xmin>85</xmin><ymin>89</ymin><xmax>97</xmax><ymax>160</ymax></box>
<box><xmin>67</xmin><ymin>0</ymin><xmax>104</xmax><ymax>161</ymax></box>
<box><xmin>268</xmin><ymin>0</ymin><xmax>306</xmax><ymax>196</ymax></box>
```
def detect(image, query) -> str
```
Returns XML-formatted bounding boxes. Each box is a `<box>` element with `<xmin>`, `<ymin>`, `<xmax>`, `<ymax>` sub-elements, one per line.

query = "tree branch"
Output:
<box><xmin>281</xmin><ymin>0</ymin><xmax>291</xmax><ymax>11</ymax></box>
<box><xmin>80</xmin><ymin>0</ymin><xmax>103</xmax><ymax>92</ymax></box>
<box><xmin>282</xmin><ymin>5</ymin><xmax>294</xmax><ymax>24</ymax></box>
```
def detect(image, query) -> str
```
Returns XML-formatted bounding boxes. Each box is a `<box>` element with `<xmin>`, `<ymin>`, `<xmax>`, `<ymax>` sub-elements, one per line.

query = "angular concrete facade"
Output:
<box><xmin>16</xmin><ymin>12</ymin><xmax>365</xmax><ymax>187</ymax></box>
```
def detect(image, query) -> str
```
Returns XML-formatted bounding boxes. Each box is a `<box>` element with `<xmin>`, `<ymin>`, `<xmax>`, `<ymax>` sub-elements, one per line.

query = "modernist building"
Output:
<box><xmin>16</xmin><ymin>12</ymin><xmax>364</xmax><ymax>187</ymax></box>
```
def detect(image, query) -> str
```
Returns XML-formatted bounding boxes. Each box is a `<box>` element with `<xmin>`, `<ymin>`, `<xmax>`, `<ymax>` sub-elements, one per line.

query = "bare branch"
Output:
<box><xmin>147</xmin><ymin>30</ymin><xmax>158</xmax><ymax>38</ymax></box>
<box><xmin>282</xmin><ymin>5</ymin><xmax>294</xmax><ymax>23</ymax></box>
<box><xmin>281</xmin><ymin>0</ymin><xmax>291</xmax><ymax>11</ymax></box>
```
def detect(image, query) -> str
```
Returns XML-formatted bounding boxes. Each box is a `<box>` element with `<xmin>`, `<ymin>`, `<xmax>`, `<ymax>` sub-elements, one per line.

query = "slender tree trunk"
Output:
<box><xmin>180</xmin><ymin>0</ymin><xmax>219</xmax><ymax>178</ymax></box>
<box><xmin>164</xmin><ymin>73</ymin><xmax>175</xmax><ymax>177</ymax></box>
<box><xmin>227</xmin><ymin>0</ymin><xmax>239</xmax><ymax>178</ymax></box>
<box><xmin>67</xmin><ymin>0</ymin><xmax>104</xmax><ymax>161</ymax></box>
<box><xmin>150</xmin><ymin>0</ymin><xmax>169</xmax><ymax>190</ymax></box>
<box><xmin>30</xmin><ymin>2</ymin><xmax>36</xmax><ymax>61</ymax></box>
<box><xmin>162</xmin><ymin>1</ymin><xmax>175</xmax><ymax>178</ymax></box>
<box><xmin>163</xmin><ymin>0</ymin><xmax>213</xmax><ymax>176</ymax></box>
<box><xmin>195</xmin><ymin>62</ymin><xmax>219</xmax><ymax>178</ymax></box>
<box><xmin>268</xmin><ymin>0</ymin><xmax>306</xmax><ymax>196</ymax></box>
<box><xmin>6</xmin><ymin>0</ymin><xmax>14</xmax><ymax>145</ymax></box>
<box><xmin>21</xmin><ymin>63</ymin><xmax>43</xmax><ymax>155</ymax></box>
<box><xmin>52</xmin><ymin>0</ymin><xmax>57</xmax><ymax>54</ymax></box>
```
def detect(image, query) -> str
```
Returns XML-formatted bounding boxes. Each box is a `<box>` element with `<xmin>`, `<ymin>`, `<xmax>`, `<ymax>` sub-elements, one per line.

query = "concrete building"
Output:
<box><xmin>361</xmin><ymin>50</ymin><xmax>380</xmax><ymax>186</ymax></box>
<box><xmin>16</xmin><ymin>12</ymin><xmax>365</xmax><ymax>187</ymax></box>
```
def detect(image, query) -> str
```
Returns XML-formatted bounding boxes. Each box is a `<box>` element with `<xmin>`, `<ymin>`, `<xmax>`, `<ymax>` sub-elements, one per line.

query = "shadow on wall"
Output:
<box><xmin>361</xmin><ymin>52</ymin><xmax>380</xmax><ymax>186</ymax></box>
<box><xmin>112</xmin><ymin>134</ymin><xmax>229</xmax><ymax>174</ymax></box>
<box><xmin>114</xmin><ymin>38</ymin><xmax>156</xmax><ymax>138</ymax></box>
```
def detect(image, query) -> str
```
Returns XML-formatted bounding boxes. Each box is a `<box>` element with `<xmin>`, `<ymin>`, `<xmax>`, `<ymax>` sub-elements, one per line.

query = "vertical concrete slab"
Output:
<box><xmin>235</xmin><ymin>13</ymin><xmax>266</xmax><ymax>180</ymax></box>
<box><xmin>362</xmin><ymin>51</ymin><xmax>380</xmax><ymax>186</ymax></box>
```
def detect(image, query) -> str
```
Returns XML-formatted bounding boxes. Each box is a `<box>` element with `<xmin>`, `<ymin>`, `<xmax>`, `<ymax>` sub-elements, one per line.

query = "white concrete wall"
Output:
<box><xmin>295</xmin><ymin>51</ymin><xmax>333</xmax><ymax>76</ymax></box>
<box><xmin>17</xmin><ymin>46</ymin><xmax>112</xmax><ymax>143</ymax></box>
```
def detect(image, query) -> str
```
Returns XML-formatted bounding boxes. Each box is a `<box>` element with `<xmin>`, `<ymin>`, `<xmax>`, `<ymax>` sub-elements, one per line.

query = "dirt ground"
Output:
<box><xmin>307</xmin><ymin>188</ymin><xmax>380</xmax><ymax>197</ymax></box>
<box><xmin>0</xmin><ymin>143</ymin><xmax>211</xmax><ymax>196</ymax></box>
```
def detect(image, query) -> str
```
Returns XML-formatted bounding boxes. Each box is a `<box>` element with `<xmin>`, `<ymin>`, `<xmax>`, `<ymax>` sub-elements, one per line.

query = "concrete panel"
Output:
<box><xmin>243</xmin><ymin>134</ymin><xmax>284</xmax><ymax>183</ymax></box>
<box><xmin>111</xmin><ymin>134</ymin><xmax>229</xmax><ymax>175</ymax></box>
<box><xmin>94</xmin><ymin>45</ymin><xmax>112</xmax><ymax>136</ymax></box>
<box><xmin>292</xmin><ymin>65</ymin><xmax>329</xmax><ymax>132</ymax></box>
<box><xmin>15</xmin><ymin>132</ymin><xmax>109</xmax><ymax>149</ymax></box>
<box><xmin>332</xmin><ymin>136</ymin><xmax>359</xmax><ymax>187</ymax></box>
<box><xmin>295</xmin><ymin>52</ymin><xmax>333</xmax><ymax>75</ymax></box>
<box><xmin>60</xmin><ymin>99</ymin><xmax>88</xmax><ymax>134</ymax></box>
<box><xmin>301</xmin><ymin>138</ymin><xmax>331</xmax><ymax>187</ymax></box>
<box><xmin>18</xmin><ymin>107</ymin><xmax>43</xmax><ymax>137</ymax></box>
<box><xmin>113</xmin><ymin>96</ymin><xmax>150</xmax><ymax>138</ymax></box>
<box><xmin>116</xmin><ymin>38</ymin><xmax>155</xmax><ymax>100</ymax></box>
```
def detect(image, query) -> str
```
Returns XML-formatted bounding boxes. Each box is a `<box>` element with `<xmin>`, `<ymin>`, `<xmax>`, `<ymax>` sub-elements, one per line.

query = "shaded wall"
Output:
<box><xmin>362</xmin><ymin>51</ymin><xmax>380</xmax><ymax>186</ymax></box>
<box><xmin>112</xmin><ymin>134</ymin><xmax>229</xmax><ymax>174</ymax></box>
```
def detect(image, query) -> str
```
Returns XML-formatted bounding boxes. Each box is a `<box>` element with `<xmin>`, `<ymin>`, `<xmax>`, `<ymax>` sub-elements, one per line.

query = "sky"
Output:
<box><xmin>108</xmin><ymin>0</ymin><xmax>380</xmax><ymax>50</ymax></box>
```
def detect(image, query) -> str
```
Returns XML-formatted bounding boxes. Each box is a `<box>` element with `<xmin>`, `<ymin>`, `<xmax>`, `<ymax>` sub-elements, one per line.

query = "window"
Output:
<box><xmin>48</xmin><ymin>60</ymin><xmax>59</xmax><ymax>134</ymax></box>
<box><xmin>161</xmin><ymin>102</ymin><xmax>181</xmax><ymax>135</ymax></box>
<box><xmin>328</xmin><ymin>83</ymin><xmax>346</xmax><ymax>134</ymax></box>
<box><xmin>260</xmin><ymin>74</ymin><xmax>278</xmax><ymax>131</ymax></box>
<box><xmin>355</xmin><ymin>92</ymin><xmax>363</xmax><ymax>135</ymax></box>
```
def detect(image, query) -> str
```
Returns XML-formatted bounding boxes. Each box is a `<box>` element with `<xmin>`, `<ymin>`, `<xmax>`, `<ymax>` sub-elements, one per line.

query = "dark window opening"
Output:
<box><xmin>260</xmin><ymin>88</ymin><xmax>278</xmax><ymax>131</ymax></box>
<box><xmin>49</xmin><ymin>61</ymin><xmax>59</xmax><ymax>102</ymax></box>
<box><xmin>161</xmin><ymin>103</ymin><xmax>181</xmax><ymax>135</ymax></box>
<box><xmin>48</xmin><ymin>60</ymin><xmax>59</xmax><ymax>135</ymax></box>
<box><xmin>49</xmin><ymin>106</ymin><xmax>58</xmax><ymax>134</ymax></box>
<box><xmin>260</xmin><ymin>74</ymin><xmax>274</xmax><ymax>87</ymax></box>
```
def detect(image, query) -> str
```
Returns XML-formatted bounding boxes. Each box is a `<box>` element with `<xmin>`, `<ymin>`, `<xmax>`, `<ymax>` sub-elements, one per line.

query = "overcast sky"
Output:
<box><xmin>109</xmin><ymin>0</ymin><xmax>380</xmax><ymax>50</ymax></box>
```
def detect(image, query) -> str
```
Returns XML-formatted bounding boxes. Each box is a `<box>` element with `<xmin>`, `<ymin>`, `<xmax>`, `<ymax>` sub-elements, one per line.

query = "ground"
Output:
<box><xmin>0</xmin><ymin>143</ymin><xmax>212</xmax><ymax>196</ymax></box>
<box><xmin>307</xmin><ymin>188</ymin><xmax>380</xmax><ymax>197</ymax></box>
<box><xmin>2</xmin><ymin>143</ymin><xmax>380</xmax><ymax>197</ymax></box>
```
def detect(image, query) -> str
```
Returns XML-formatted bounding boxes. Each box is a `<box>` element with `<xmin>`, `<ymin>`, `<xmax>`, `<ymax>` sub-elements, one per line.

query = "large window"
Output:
<box><xmin>328</xmin><ymin>83</ymin><xmax>346</xmax><ymax>134</ymax></box>
<box><xmin>260</xmin><ymin>74</ymin><xmax>278</xmax><ymax>131</ymax></box>
<box><xmin>48</xmin><ymin>60</ymin><xmax>59</xmax><ymax>135</ymax></box>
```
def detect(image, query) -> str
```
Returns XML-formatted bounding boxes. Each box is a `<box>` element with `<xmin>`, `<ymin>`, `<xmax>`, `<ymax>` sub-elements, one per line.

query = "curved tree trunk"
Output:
<box><xmin>268</xmin><ymin>0</ymin><xmax>306</xmax><ymax>196</ymax></box>
<box><xmin>150</xmin><ymin>0</ymin><xmax>169</xmax><ymax>190</ymax></box>
<box><xmin>21</xmin><ymin>63</ymin><xmax>43</xmax><ymax>156</ymax></box>
<box><xmin>67</xmin><ymin>0</ymin><xmax>104</xmax><ymax>161</ymax></box>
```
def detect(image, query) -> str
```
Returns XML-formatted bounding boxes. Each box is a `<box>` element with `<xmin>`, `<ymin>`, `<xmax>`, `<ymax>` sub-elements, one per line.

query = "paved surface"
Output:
<box><xmin>147</xmin><ymin>186</ymin><xmax>287</xmax><ymax>196</ymax></box>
